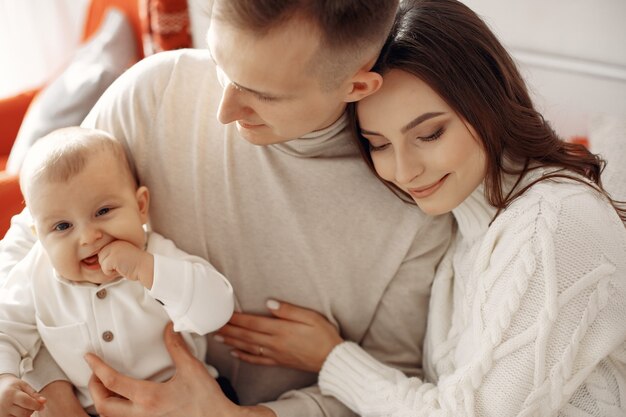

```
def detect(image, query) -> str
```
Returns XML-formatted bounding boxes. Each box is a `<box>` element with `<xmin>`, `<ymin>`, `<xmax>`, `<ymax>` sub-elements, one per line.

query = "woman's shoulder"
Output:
<box><xmin>493</xmin><ymin>178</ymin><xmax>626</xmax><ymax>264</ymax></box>
<box><xmin>502</xmin><ymin>177</ymin><xmax>618</xmax><ymax>225</ymax></box>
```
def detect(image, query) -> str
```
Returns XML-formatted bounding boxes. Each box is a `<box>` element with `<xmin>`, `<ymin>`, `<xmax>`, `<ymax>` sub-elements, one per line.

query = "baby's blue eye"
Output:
<box><xmin>54</xmin><ymin>222</ymin><xmax>71</xmax><ymax>232</ymax></box>
<box><xmin>96</xmin><ymin>207</ymin><xmax>110</xmax><ymax>217</ymax></box>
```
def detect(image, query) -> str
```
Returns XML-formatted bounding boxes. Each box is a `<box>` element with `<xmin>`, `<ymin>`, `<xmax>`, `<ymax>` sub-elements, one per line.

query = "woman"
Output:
<box><xmin>215</xmin><ymin>0</ymin><xmax>626</xmax><ymax>415</ymax></box>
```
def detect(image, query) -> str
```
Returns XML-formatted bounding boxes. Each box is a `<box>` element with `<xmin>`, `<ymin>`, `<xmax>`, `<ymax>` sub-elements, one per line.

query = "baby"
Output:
<box><xmin>0</xmin><ymin>127</ymin><xmax>234</xmax><ymax>416</ymax></box>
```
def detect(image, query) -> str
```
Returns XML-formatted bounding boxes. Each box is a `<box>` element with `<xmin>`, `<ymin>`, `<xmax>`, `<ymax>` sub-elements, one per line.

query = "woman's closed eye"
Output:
<box><xmin>369</xmin><ymin>140</ymin><xmax>391</xmax><ymax>152</ymax></box>
<box><xmin>417</xmin><ymin>127</ymin><xmax>444</xmax><ymax>142</ymax></box>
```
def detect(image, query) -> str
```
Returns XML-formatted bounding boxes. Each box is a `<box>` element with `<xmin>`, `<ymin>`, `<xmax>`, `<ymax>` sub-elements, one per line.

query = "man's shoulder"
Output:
<box><xmin>135</xmin><ymin>48</ymin><xmax>212</xmax><ymax>73</ymax></box>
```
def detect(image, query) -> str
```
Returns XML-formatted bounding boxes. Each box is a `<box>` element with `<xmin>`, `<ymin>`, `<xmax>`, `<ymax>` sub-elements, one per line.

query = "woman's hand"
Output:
<box><xmin>215</xmin><ymin>300</ymin><xmax>344</xmax><ymax>373</ymax></box>
<box><xmin>85</xmin><ymin>322</ymin><xmax>275</xmax><ymax>417</ymax></box>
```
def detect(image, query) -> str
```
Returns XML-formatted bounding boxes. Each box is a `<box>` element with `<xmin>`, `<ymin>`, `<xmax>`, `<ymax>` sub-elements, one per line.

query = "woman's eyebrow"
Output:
<box><xmin>360</xmin><ymin>111</ymin><xmax>445</xmax><ymax>137</ymax></box>
<box><xmin>400</xmin><ymin>112</ymin><xmax>445</xmax><ymax>133</ymax></box>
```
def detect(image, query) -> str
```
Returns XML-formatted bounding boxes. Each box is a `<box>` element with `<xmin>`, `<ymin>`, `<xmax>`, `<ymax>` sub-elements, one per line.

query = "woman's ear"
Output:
<box><xmin>343</xmin><ymin>70</ymin><xmax>383</xmax><ymax>103</ymax></box>
<box><xmin>136</xmin><ymin>186</ymin><xmax>150</xmax><ymax>224</ymax></box>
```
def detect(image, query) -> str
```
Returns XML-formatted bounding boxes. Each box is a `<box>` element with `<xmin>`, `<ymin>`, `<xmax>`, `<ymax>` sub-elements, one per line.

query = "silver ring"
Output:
<box><xmin>258</xmin><ymin>346</ymin><xmax>264</xmax><ymax>356</ymax></box>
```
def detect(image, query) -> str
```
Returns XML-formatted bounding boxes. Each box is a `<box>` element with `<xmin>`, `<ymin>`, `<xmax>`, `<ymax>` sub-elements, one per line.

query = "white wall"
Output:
<box><xmin>461</xmin><ymin>0</ymin><xmax>626</xmax><ymax>138</ymax></box>
<box><xmin>0</xmin><ymin>0</ymin><xmax>90</xmax><ymax>98</ymax></box>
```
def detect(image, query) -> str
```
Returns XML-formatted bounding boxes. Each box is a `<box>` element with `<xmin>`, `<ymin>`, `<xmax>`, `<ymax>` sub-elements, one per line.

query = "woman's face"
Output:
<box><xmin>357</xmin><ymin>69</ymin><xmax>487</xmax><ymax>215</ymax></box>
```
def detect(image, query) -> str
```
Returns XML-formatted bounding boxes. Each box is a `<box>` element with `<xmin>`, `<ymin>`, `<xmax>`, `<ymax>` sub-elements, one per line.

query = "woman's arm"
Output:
<box><xmin>215</xmin><ymin>192</ymin><xmax>626</xmax><ymax>416</ymax></box>
<box><xmin>216</xmin><ymin>300</ymin><xmax>343</xmax><ymax>373</ymax></box>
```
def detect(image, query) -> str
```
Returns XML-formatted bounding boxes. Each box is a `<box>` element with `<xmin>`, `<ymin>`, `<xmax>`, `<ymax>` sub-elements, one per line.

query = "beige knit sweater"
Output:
<box><xmin>0</xmin><ymin>49</ymin><xmax>453</xmax><ymax>417</ymax></box>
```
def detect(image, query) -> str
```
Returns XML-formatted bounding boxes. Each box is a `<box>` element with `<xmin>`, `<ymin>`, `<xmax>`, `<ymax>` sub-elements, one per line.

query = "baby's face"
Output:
<box><xmin>27</xmin><ymin>152</ymin><xmax>149</xmax><ymax>284</ymax></box>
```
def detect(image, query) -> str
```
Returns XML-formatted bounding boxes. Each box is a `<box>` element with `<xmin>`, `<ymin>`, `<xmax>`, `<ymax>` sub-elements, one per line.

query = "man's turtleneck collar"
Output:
<box><xmin>272</xmin><ymin>113</ymin><xmax>353</xmax><ymax>158</ymax></box>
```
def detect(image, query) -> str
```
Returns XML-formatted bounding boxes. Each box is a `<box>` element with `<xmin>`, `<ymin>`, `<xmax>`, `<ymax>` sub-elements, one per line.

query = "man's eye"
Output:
<box><xmin>54</xmin><ymin>222</ymin><xmax>71</xmax><ymax>232</ymax></box>
<box><xmin>96</xmin><ymin>207</ymin><xmax>110</xmax><ymax>217</ymax></box>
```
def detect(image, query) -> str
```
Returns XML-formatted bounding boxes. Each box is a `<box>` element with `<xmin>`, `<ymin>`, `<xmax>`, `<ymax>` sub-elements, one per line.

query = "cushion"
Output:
<box><xmin>589</xmin><ymin>113</ymin><xmax>626</xmax><ymax>202</ymax></box>
<box><xmin>5</xmin><ymin>7</ymin><xmax>137</xmax><ymax>175</ymax></box>
<box><xmin>142</xmin><ymin>0</ymin><xmax>192</xmax><ymax>54</ymax></box>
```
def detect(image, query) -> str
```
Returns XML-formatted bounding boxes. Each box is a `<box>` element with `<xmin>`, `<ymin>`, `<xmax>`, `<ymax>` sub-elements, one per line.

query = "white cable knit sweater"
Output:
<box><xmin>319</xmin><ymin>175</ymin><xmax>626</xmax><ymax>416</ymax></box>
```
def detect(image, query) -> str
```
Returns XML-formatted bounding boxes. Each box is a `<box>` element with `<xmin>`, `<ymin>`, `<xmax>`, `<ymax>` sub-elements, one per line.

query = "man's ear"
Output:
<box><xmin>136</xmin><ymin>186</ymin><xmax>150</xmax><ymax>224</ymax></box>
<box><xmin>343</xmin><ymin>69</ymin><xmax>383</xmax><ymax>103</ymax></box>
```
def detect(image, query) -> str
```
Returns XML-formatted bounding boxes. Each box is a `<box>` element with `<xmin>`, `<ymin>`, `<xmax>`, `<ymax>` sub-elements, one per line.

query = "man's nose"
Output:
<box><xmin>217</xmin><ymin>83</ymin><xmax>248</xmax><ymax>125</ymax></box>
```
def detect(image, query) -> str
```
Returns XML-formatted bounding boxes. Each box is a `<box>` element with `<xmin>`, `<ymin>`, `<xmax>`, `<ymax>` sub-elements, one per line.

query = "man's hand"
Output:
<box><xmin>33</xmin><ymin>380</ymin><xmax>89</xmax><ymax>417</ymax></box>
<box><xmin>98</xmin><ymin>240</ymin><xmax>154</xmax><ymax>289</ymax></box>
<box><xmin>215</xmin><ymin>300</ymin><xmax>343</xmax><ymax>373</ymax></box>
<box><xmin>0</xmin><ymin>373</ymin><xmax>46</xmax><ymax>417</ymax></box>
<box><xmin>85</xmin><ymin>322</ymin><xmax>276</xmax><ymax>417</ymax></box>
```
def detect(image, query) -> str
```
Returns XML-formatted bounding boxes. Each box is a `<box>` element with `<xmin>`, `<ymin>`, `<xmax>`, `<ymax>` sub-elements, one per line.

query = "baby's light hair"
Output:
<box><xmin>20</xmin><ymin>127</ymin><xmax>137</xmax><ymax>203</ymax></box>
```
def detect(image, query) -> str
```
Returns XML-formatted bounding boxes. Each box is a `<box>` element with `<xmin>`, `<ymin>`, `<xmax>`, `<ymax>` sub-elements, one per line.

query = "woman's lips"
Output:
<box><xmin>407</xmin><ymin>174</ymin><xmax>449</xmax><ymax>199</ymax></box>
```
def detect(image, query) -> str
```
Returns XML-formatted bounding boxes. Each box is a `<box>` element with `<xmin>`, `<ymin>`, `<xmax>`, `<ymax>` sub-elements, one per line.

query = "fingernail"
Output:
<box><xmin>266</xmin><ymin>299</ymin><xmax>280</xmax><ymax>310</ymax></box>
<box><xmin>230</xmin><ymin>350</ymin><xmax>239</xmax><ymax>358</ymax></box>
<box><xmin>213</xmin><ymin>334</ymin><xmax>224</xmax><ymax>343</ymax></box>
<box><xmin>83</xmin><ymin>353</ymin><xmax>94</xmax><ymax>367</ymax></box>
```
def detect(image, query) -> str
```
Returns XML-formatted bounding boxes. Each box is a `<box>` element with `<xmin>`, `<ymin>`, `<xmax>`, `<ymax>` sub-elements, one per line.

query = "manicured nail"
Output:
<box><xmin>266</xmin><ymin>299</ymin><xmax>280</xmax><ymax>310</ymax></box>
<box><xmin>230</xmin><ymin>350</ymin><xmax>239</xmax><ymax>358</ymax></box>
<box><xmin>213</xmin><ymin>334</ymin><xmax>224</xmax><ymax>343</ymax></box>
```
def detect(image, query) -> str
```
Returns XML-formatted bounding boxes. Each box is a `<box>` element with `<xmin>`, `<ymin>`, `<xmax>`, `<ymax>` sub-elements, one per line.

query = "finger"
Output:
<box><xmin>265</xmin><ymin>299</ymin><xmax>324</xmax><ymax>325</ymax></box>
<box><xmin>227</xmin><ymin>312</ymin><xmax>281</xmax><ymax>334</ymax></box>
<box><xmin>88</xmin><ymin>373</ymin><xmax>131</xmax><ymax>417</ymax></box>
<box><xmin>230</xmin><ymin>349</ymin><xmax>278</xmax><ymax>367</ymax></box>
<box><xmin>13</xmin><ymin>382</ymin><xmax>45</xmax><ymax>410</ymax></box>
<box><xmin>163</xmin><ymin>322</ymin><xmax>201</xmax><ymax>370</ymax></box>
<box><xmin>85</xmin><ymin>353</ymin><xmax>152</xmax><ymax>400</ymax></box>
<box><xmin>217</xmin><ymin>323</ymin><xmax>274</xmax><ymax>346</ymax></box>
<box><xmin>216</xmin><ymin>330</ymin><xmax>271</xmax><ymax>356</ymax></box>
<box><xmin>7</xmin><ymin>403</ymin><xmax>36</xmax><ymax>417</ymax></box>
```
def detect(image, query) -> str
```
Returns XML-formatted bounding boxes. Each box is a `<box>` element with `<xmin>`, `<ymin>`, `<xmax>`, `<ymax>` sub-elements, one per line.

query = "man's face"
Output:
<box><xmin>208</xmin><ymin>16</ymin><xmax>352</xmax><ymax>145</ymax></box>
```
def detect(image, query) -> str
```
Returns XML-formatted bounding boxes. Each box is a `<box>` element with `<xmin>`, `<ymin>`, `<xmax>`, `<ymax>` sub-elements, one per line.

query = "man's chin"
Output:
<box><xmin>236</xmin><ymin>126</ymin><xmax>286</xmax><ymax>146</ymax></box>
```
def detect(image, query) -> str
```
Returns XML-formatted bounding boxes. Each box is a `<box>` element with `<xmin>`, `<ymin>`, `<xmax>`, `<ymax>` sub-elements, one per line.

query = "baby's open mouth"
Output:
<box><xmin>81</xmin><ymin>254</ymin><xmax>100</xmax><ymax>269</ymax></box>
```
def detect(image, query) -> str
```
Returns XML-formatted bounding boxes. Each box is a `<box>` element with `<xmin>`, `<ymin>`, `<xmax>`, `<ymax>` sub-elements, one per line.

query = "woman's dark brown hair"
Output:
<box><xmin>352</xmin><ymin>0</ymin><xmax>626</xmax><ymax>221</ymax></box>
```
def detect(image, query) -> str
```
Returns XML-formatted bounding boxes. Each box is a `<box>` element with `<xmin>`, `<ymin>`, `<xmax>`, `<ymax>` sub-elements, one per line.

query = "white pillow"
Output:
<box><xmin>6</xmin><ymin>8</ymin><xmax>137</xmax><ymax>175</ymax></box>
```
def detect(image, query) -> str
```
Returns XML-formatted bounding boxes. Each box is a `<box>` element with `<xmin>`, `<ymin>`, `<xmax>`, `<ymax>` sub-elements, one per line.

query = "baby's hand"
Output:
<box><xmin>98</xmin><ymin>240</ymin><xmax>154</xmax><ymax>289</ymax></box>
<box><xmin>0</xmin><ymin>374</ymin><xmax>46</xmax><ymax>417</ymax></box>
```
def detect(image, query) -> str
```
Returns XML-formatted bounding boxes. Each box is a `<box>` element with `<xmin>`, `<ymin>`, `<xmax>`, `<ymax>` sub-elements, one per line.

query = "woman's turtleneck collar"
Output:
<box><xmin>452</xmin><ymin>183</ymin><xmax>495</xmax><ymax>242</ymax></box>
<box><xmin>271</xmin><ymin>113</ymin><xmax>352</xmax><ymax>158</ymax></box>
<box><xmin>452</xmin><ymin>170</ymin><xmax>525</xmax><ymax>242</ymax></box>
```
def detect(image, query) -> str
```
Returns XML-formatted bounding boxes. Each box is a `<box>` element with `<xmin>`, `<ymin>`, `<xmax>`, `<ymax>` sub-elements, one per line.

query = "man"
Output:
<box><xmin>0</xmin><ymin>1</ymin><xmax>452</xmax><ymax>416</ymax></box>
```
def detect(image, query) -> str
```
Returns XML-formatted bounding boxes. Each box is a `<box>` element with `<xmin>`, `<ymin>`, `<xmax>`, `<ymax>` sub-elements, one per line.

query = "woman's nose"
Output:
<box><xmin>394</xmin><ymin>149</ymin><xmax>424</xmax><ymax>185</ymax></box>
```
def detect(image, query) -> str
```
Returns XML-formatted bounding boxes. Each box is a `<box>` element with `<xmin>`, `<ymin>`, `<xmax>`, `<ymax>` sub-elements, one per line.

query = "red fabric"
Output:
<box><xmin>569</xmin><ymin>136</ymin><xmax>589</xmax><ymax>148</ymax></box>
<box><xmin>141</xmin><ymin>0</ymin><xmax>192</xmax><ymax>55</ymax></box>
<box><xmin>83</xmin><ymin>0</ymin><xmax>144</xmax><ymax>58</ymax></box>
<box><xmin>0</xmin><ymin>173</ymin><xmax>23</xmax><ymax>238</ymax></box>
<box><xmin>0</xmin><ymin>89</ymin><xmax>39</xmax><ymax>157</ymax></box>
